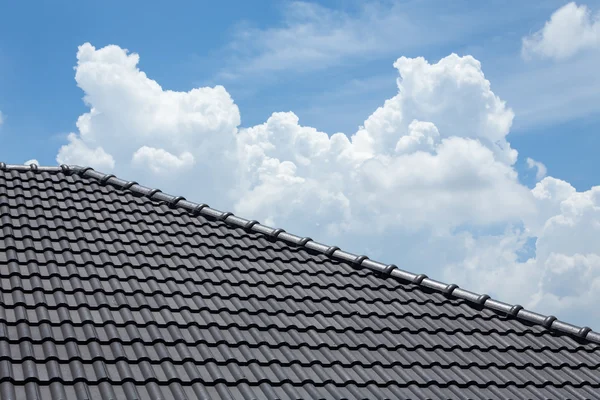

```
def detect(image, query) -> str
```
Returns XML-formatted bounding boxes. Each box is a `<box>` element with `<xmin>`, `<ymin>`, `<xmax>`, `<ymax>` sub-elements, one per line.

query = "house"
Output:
<box><xmin>0</xmin><ymin>162</ymin><xmax>598</xmax><ymax>399</ymax></box>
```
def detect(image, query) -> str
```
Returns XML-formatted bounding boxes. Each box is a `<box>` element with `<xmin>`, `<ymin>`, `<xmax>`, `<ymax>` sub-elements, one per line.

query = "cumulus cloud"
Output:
<box><xmin>57</xmin><ymin>133</ymin><xmax>115</xmax><ymax>170</ymax></box>
<box><xmin>526</xmin><ymin>157</ymin><xmax>547</xmax><ymax>180</ymax></box>
<box><xmin>534</xmin><ymin>180</ymin><xmax>600</xmax><ymax>265</ymax></box>
<box><xmin>56</xmin><ymin>43</ymin><xmax>240</xmax><ymax>204</ymax></box>
<box><xmin>54</xmin><ymin>43</ymin><xmax>600</xmax><ymax>329</ymax></box>
<box><xmin>394</xmin><ymin>121</ymin><xmax>440</xmax><ymax>154</ymax></box>
<box><xmin>522</xmin><ymin>2</ymin><xmax>600</xmax><ymax>60</ymax></box>
<box><xmin>23</xmin><ymin>159</ymin><xmax>39</xmax><ymax>166</ymax></box>
<box><xmin>132</xmin><ymin>146</ymin><xmax>195</xmax><ymax>175</ymax></box>
<box><xmin>448</xmin><ymin>178</ymin><xmax>600</xmax><ymax>325</ymax></box>
<box><xmin>234</xmin><ymin>53</ymin><xmax>532</xmax><ymax>237</ymax></box>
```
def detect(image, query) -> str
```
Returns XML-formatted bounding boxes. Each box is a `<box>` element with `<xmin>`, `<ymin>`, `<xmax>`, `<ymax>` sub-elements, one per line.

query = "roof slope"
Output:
<box><xmin>0</xmin><ymin>163</ymin><xmax>599</xmax><ymax>400</ymax></box>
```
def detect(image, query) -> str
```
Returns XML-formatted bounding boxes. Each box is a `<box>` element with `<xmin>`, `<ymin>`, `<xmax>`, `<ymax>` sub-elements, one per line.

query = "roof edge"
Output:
<box><xmin>3</xmin><ymin>162</ymin><xmax>598</xmax><ymax>345</ymax></box>
<box><xmin>0</xmin><ymin>163</ymin><xmax>66</xmax><ymax>172</ymax></box>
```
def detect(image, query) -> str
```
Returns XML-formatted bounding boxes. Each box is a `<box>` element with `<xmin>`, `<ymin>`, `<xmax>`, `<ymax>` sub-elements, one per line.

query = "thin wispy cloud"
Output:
<box><xmin>496</xmin><ymin>2</ymin><xmax>600</xmax><ymax>131</ymax></box>
<box><xmin>217</xmin><ymin>1</ymin><xmax>497</xmax><ymax>80</ymax></box>
<box><xmin>497</xmin><ymin>51</ymin><xmax>600</xmax><ymax>131</ymax></box>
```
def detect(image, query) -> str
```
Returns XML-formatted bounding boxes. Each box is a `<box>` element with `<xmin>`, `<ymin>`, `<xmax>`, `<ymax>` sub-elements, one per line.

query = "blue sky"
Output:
<box><xmin>1</xmin><ymin>0</ymin><xmax>599</xmax><ymax>190</ymax></box>
<box><xmin>1</xmin><ymin>1</ymin><xmax>600</xmax><ymax>328</ymax></box>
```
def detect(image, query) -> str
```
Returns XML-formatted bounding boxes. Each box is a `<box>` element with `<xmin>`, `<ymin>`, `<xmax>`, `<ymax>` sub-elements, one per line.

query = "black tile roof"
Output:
<box><xmin>0</xmin><ymin>162</ymin><xmax>599</xmax><ymax>399</ymax></box>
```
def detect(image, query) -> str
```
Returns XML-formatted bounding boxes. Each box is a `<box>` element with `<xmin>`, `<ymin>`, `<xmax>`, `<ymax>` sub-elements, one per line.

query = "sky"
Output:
<box><xmin>1</xmin><ymin>1</ymin><xmax>600</xmax><ymax>329</ymax></box>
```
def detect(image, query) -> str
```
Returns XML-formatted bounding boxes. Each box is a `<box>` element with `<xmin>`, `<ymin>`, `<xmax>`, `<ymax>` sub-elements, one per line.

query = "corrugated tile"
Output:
<box><xmin>1</xmin><ymin>167</ymin><xmax>600</xmax><ymax>399</ymax></box>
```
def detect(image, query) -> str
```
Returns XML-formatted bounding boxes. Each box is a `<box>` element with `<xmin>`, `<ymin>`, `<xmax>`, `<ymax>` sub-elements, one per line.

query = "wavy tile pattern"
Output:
<box><xmin>1</xmin><ymin>168</ymin><xmax>599</xmax><ymax>399</ymax></box>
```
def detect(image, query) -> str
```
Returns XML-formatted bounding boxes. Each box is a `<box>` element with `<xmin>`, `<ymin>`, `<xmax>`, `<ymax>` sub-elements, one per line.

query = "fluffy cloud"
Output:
<box><xmin>447</xmin><ymin>179</ymin><xmax>600</xmax><ymax>325</ymax></box>
<box><xmin>394</xmin><ymin>121</ymin><xmax>440</xmax><ymax>154</ymax></box>
<box><xmin>132</xmin><ymin>146</ymin><xmax>195</xmax><ymax>175</ymax></box>
<box><xmin>57</xmin><ymin>133</ymin><xmax>115</xmax><ymax>170</ymax></box>
<box><xmin>526</xmin><ymin>157</ymin><xmax>547</xmax><ymax>180</ymax></box>
<box><xmin>56</xmin><ymin>43</ymin><xmax>241</xmax><ymax>203</ymax></box>
<box><xmin>522</xmin><ymin>2</ymin><xmax>600</xmax><ymax>60</ymax></box>
<box><xmin>62</xmin><ymin>43</ymin><xmax>240</xmax><ymax>163</ymax></box>
<box><xmin>55</xmin><ymin>43</ymin><xmax>600</xmax><ymax>329</ymax></box>
<box><xmin>23</xmin><ymin>159</ymin><xmax>39</xmax><ymax>166</ymax></box>
<box><xmin>235</xmin><ymin>54</ymin><xmax>530</xmax><ymax>235</ymax></box>
<box><xmin>533</xmin><ymin>180</ymin><xmax>600</xmax><ymax>267</ymax></box>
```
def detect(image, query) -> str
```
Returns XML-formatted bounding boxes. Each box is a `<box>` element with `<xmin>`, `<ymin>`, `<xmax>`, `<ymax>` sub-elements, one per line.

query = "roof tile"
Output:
<box><xmin>1</xmin><ymin>164</ymin><xmax>600</xmax><ymax>398</ymax></box>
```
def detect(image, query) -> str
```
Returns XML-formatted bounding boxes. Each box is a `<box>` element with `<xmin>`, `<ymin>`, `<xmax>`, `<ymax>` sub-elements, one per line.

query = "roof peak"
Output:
<box><xmin>1</xmin><ymin>161</ymin><xmax>598</xmax><ymax>344</ymax></box>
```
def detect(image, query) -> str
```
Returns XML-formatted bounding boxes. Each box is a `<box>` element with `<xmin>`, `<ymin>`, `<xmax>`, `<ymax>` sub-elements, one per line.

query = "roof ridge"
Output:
<box><xmin>2</xmin><ymin>162</ymin><xmax>598</xmax><ymax>345</ymax></box>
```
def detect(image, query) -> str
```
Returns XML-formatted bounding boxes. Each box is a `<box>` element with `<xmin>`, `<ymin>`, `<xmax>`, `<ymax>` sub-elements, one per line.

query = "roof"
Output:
<box><xmin>0</xmin><ymin>162</ymin><xmax>599</xmax><ymax>399</ymax></box>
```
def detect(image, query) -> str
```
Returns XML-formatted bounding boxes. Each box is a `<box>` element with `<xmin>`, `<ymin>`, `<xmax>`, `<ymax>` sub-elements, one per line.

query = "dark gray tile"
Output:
<box><xmin>1</xmin><ymin>167</ymin><xmax>599</xmax><ymax>399</ymax></box>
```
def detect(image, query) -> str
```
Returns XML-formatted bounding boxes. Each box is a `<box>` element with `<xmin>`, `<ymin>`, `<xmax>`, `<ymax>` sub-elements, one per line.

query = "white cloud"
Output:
<box><xmin>234</xmin><ymin>53</ymin><xmax>530</xmax><ymax>235</ymax></box>
<box><xmin>442</xmin><ymin>229</ymin><xmax>541</xmax><ymax>307</ymax></box>
<box><xmin>494</xmin><ymin>3</ymin><xmax>600</xmax><ymax>132</ymax></box>
<box><xmin>394</xmin><ymin>121</ymin><xmax>440</xmax><ymax>155</ymax></box>
<box><xmin>55</xmin><ymin>43</ymin><xmax>600</xmax><ymax>329</ymax></box>
<box><xmin>56</xmin><ymin>43</ymin><xmax>241</xmax><ymax>203</ymax></box>
<box><xmin>534</xmin><ymin>180</ymin><xmax>600</xmax><ymax>263</ymax></box>
<box><xmin>522</xmin><ymin>2</ymin><xmax>600</xmax><ymax>60</ymax></box>
<box><xmin>452</xmin><ymin>179</ymin><xmax>600</xmax><ymax>325</ymax></box>
<box><xmin>24</xmin><ymin>159</ymin><xmax>39</xmax><ymax>166</ymax></box>
<box><xmin>526</xmin><ymin>157</ymin><xmax>547</xmax><ymax>180</ymax></box>
<box><xmin>61</xmin><ymin>43</ymin><xmax>240</xmax><ymax>163</ymax></box>
<box><xmin>132</xmin><ymin>146</ymin><xmax>195</xmax><ymax>175</ymax></box>
<box><xmin>57</xmin><ymin>132</ymin><xmax>115</xmax><ymax>170</ymax></box>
